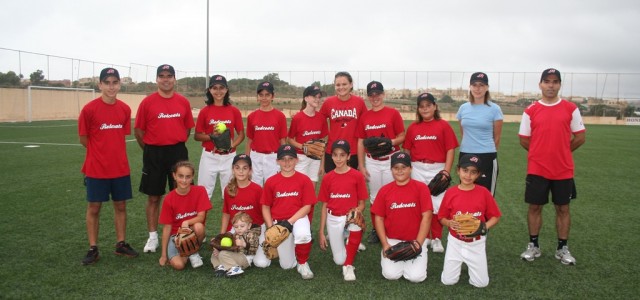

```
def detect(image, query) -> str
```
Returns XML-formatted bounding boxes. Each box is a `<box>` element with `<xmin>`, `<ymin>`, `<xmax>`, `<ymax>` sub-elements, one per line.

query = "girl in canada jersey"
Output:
<box><xmin>402</xmin><ymin>92</ymin><xmax>459</xmax><ymax>254</ymax></box>
<box><xmin>317</xmin><ymin>140</ymin><xmax>368</xmax><ymax>281</ymax></box>
<box><xmin>195</xmin><ymin>75</ymin><xmax>245</xmax><ymax>199</ymax></box>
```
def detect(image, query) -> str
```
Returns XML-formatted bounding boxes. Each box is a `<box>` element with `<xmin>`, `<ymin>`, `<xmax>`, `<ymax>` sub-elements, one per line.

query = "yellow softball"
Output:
<box><xmin>215</xmin><ymin>122</ymin><xmax>227</xmax><ymax>134</ymax></box>
<box><xmin>220</xmin><ymin>237</ymin><xmax>233</xmax><ymax>247</ymax></box>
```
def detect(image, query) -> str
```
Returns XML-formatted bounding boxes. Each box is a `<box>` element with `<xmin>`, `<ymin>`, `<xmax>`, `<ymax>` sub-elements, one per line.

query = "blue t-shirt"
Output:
<box><xmin>456</xmin><ymin>101</ymin><xmax>503</xmax><ymax>153</ymax></box>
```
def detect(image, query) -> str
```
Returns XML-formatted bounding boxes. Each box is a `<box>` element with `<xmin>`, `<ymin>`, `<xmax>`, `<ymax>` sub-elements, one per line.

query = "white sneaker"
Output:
<box><xmin>342</xmin><ymin>265</ymin><xmax>356</xmax><ymax>281</ymax></box>
<box><xmin>143</xmin><ymin>237</ymin><xmax>158</xmax><ymax>253</ymax></box>
<box><xmin>358</xmin><ymin>243</ymin><xmax>366</xmax><ymax>251</ymax></box>
<box><xmin>555</xmin><ymin>246</ymin><xmax>576</xmax><ymax>265</ymax></box>
<box><xmin>520</xmin><ymin>243</ymin><xmax>541</xmax><ymax>261</ymax></box>
<box><xmin>431</xmin><ymin>238</ymin><xmax>444</xmax><ymax>253</ymax></box>
<box><xmin>297</xmin><ymin>262</ymin><xmax>314</xmax><ymax>280</ymax></box>
<box><xmin>226</xmin><ymin>265</ymin><xmax>244</xmax><ymax>277</ymax></box>
<box><xmin>189</xmin><ymin>253</ymin><xmax>203</xmax><ymax>268</ymax></box>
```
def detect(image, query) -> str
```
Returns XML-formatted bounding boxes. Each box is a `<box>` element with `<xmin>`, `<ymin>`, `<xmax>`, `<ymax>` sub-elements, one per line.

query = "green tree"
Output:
<box><xmin>0</xmin><ymin>71</ymin><xmax>21</xmax><ymax>86</ymax></box>
<box><xmin>29</xmin><ymin>70</ymin><xmax>45</xmax><ymax>85</ymax></box>
<box><xmin>439</xmin><ymin>94</ymin><xmax>454</xmax><ymax>103</ymax></box>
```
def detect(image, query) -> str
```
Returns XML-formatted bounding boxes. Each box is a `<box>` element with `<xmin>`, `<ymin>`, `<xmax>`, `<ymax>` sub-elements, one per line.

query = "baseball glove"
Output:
<box><xmin>261</xmin><ymin>224</ymin><xmax>291</xmax><ymax>259</ymax></box>
<box><xmin>209</xmin><ymin>232</ymin><xmax>241</xmax><ymax>252</ymax></box>
<box><xmin>363</xmin><ymin>136</ymin><xmax>393</xmax><ymax>158</ymax></box>
<box><xmin>454</xmin><ymin>213</ymin><xmax>487</xmax><ymax>237</ymax></box>
<box><xmin>302</xmin><ymin>139</ymin><xmax>326</xmax><ymax>160</ymax></box>
<box><xmin>428</xmin><ymin>170</ymin><xmax>451</xmax><ymax>196</ymax></box>
<box><xmin>384</xmin><ymin>240</ymin><xmax>422</xmax><ymax>262</ymax></box>
<box><xmin>210</xmin><ymin>129</ymin><xmax>231</xmax><ymax>153</ymax></box>
<box><xmin>174</xmin><ymin>227</ymin><xmax>201</xmax><ymax>257</ymax></box>
<box><xmin>344</xmin><ymin>207</ymin><xmax>366</xmax><ymax>231</ymax></box>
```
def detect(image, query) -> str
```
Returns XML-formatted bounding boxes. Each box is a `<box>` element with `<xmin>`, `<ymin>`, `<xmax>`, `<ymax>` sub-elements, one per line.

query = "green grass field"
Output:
<box><xmin>0</xmin><ymin>120</ymin><xmax>638</xmax><ymax>299</ymax></box>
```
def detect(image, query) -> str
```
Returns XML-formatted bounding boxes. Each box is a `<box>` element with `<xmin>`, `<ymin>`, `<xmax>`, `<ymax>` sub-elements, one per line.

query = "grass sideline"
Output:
<box><xmin>0</xmin><ymin>120</ymin><xmax>638</xmax><ymax>299</ymax></box>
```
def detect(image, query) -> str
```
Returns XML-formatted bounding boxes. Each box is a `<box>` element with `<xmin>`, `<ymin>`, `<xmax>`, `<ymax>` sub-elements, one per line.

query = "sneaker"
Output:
<box><xmin>342</xmin><ymin>265</ymin><xmax>356</xmax><ymax>281</ymax></box>
<box><xmin>367</xmin><ymin>229</ymin><xmax>380</xmax><ymax>244</ymax></box>
<box><xmin>555</xmin><ymin>246</ymin><xmax>576</xmax><ymax>265</ymax></box>
<box><xmin>115</xmin><ymin>241</ymin><xmax>139</xmax><ymax>257</ymax></box>
<box><xmin>214</xmin><ymin>265</ymin><xmax>227</xmax><ymax>277</ymax></box>
<box><xmin>82</xmin><ymin>246</ymin><xmax>99</xmax><ymax>265</ymax></box>
<box><xmin>189</xmin><ymin>253</ymin><xmax>204</xmax><ymax>268</ymax></box>
<box><xmin>520</xmin><ymin>243</ymin><xmax>541</xmax><ymax>261</ymax></box>
<box><xmin>143</xmin><ymin>237</ymin><xmax>158</xmax><ymax>253</ymax></box>
<box><xmin>226</xmin><ymin>266</ymin><xmax>244</xmax><ymax>277</ymax></box>
<box><xmin>297</xmin><ymin>262</ymin><xmax>314</xmax><ymax>280</ymax></box>
<box><xmin>431</xmin><ymin>238</ymin><xmax>444</xmax><ymax>253</ymax></box>
<box><xmin>358</xmin><ymin>243</ymin><xmax>366</xmax><ymax>252</ymax></box>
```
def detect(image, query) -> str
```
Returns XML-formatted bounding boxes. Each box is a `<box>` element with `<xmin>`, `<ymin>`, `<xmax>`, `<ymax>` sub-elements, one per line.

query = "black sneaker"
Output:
<box><xmin>115</xmin><ymin>241</ymin><xmax>139</xmax><ymax>258</ymax></box>
<box><xmin>82</xmin><ymin>246</ymin><xmax>99</xmax><ymax>265</ymax></box>
<box><xmin>367</xmin><ymin>229</ymin><xmax>380</xmax><ymax>244</ymax></box>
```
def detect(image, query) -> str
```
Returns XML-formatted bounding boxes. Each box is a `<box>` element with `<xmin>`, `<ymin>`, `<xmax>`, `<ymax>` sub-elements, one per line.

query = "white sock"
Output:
<box><xmin>149</xmin><ymin>231</ymin><xmax>158</xmax><ymax>239</ymax></box>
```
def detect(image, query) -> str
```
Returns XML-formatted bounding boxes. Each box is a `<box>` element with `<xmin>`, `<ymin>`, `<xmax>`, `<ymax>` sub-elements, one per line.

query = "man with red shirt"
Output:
<box><xmin>518</xmin><ymin>68</ymin><xmax>586</xmax><ymax>265</ymax></box>
<box><xmin>134</xmin><ymin>64</ymin><xmax>195</xmax><ymax>253</ymax></box>
<box><xmin>79</xmin><ymin>67</ymin><xmax>138</xmax><ymax>265</ymax></box>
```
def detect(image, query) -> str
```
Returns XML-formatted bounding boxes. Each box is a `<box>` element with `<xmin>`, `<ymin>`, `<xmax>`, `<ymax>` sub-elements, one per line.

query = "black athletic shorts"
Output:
<box><xmin>139</xmin><ymin>142</ymin><xmax>188</xmax><ymax>196</ymax></box>
<box><xmin>524</xmin><ymin>174</ymin><xmax>576</xmax><ymax>206</ymax></box>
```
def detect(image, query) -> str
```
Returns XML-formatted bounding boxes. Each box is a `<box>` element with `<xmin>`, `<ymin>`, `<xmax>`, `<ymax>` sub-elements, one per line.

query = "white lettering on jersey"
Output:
<box><xmin>209</xmin><ymin>119</ymin><xmax>232</xmax><ymax>125</ymax></box>
<box><xmin>415</xmin><ymin>134</ymin><xmax>437</xmax><ymax>140</ymax></box>
<box><xmin>276</xmin><ymin>191</ymin><xmax>299</xmax><ymax>198</ymax></box>
<box><xmin>302</xmin><ymin>130</ymin><xmax>321</xmax><ymax>136</ymax></box>
<box><xmin>454</xmin><ymin>211</ymin><xmax>482</xmax><ymax>217</ymax></box>
<box><xmin>255</xmin><ymin>126</ymin><xmax>275</xmax><ymax>131</ymax></box>
<box><xmin>100</xmin><ymin>123</ymin><xmax>123</xmax><ymax>130</ymax></box>
<box><xmin>330</xmin><ymin>108</ymin><xmax>357</xmax><ymax>119</ymax></box>
<box><xmin>330</xmin><ymin>193</ymin><xmax>351</xmax><ymax>199</ymax></box>
<box><xmin>390</xmin><ymin>202</ymin><xmax>417</xmax><ymax>209</ymax></box>
<box><xmin>231</xmin><ymin>204</ymin><xmax>254</xmax><ymax>211</ymax></box>
<box><xmin>176</xmin><ymin>211</ymin><xmax>198</xmax><ymax>220</ymax></box>
<box><xmin>365</xmin><ymin>124</ymin><xmax>387</xmax><ymax>130</ymax></box>
<box><xmin>158</xmin><ymin>112</ymin><xmax>181</xmax><ymax>119</ymax></box>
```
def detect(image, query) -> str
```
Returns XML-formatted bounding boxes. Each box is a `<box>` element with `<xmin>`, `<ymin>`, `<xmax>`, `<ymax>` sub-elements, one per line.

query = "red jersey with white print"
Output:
<box><xmin>403</xmin><ymin>119</ymin><xmax>459</xmax><ymax>162</ymax></box>
<box><xmin>159</xmin><ymin>185</ymin><xmax>212</xmax><ymax>235</ymax></box>
<box><xmin>246</xmin><ymin>109</ymin><xmax>287</xmax><ymax>153</ymax></box>
<box><xmin>261</xmin><ymin>172</ymin><xmax>317</xmax><ymax>220</ymax></box>
<box><xmin>319</xmin><ymin>95</ymin><xmax>367</xmax><ymax>155</ymax></box>
<box><xmin>356</xmin><ymin>106</ymin><xmax>405</xmax><ymax>153</ymax></box>
<box><xmin>288</xmin><ymin>111</ymin><xmax>328</xmax><ymax>154</ymax></box>
<box><xmin>518</xmin><ymin>99</ymin><xmax>586</xmax><ymax>179</ymax></box>
<box><xmin>134</xmin><ymin>92</ymin><xmax>195</xmax><ymax>146</ymax></box>
<box><xmin>223</xmin><ymin>181</ymin><xmax>264</xmax><ymax>231</ymax></box>
<box><xmin>438</xmin><ymin>185</ymin><xmax>501</xmax><ymax>239</ymax></box>
<box><xmin>371</xmin><ymin>179</ymin><xmax>433</xmax><ymax>241</ymax></box>
<box><xmin>318</xmin><ymin>168</ymin><xmax>369</xmax><ymax>215</ymax></box>
<box><xmin>196</xmin><ymin>104</ymin><xmax>244</xmax><ymax>152</ymax></box>
<box><xmin>78</xmin><ymin>97</ymin><xmax>131</xmax><ymax>178</ymax></box>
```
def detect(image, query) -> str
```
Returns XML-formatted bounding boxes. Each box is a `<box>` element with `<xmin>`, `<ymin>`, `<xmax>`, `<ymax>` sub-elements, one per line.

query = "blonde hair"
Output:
<box><xmin>172</xmin><ymin>160</ymin><xmax>195</xmax><ymax>175</ymax></box>
<box><xmin>232</xmin><ymin>212</ymin><xmax>253</xmax><ymax>225</ymax></box>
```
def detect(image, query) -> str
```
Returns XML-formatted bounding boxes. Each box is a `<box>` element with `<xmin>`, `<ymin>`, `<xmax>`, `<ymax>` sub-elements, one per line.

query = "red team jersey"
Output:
<box><xmin>196</xmin><ymin>104</ymin><xmax>244</xmax><ymax>152</ymax></box>
<box><xmin>246</xmin><ymin>109</ymin><xmax>288</xmax><ymax>153</ymax></box>
<box><xmin>159</xmin><ymin>185</ymin><xmax>213</xmax><ymax>235</ymax></box>
<box><xmin>261</xmin><ymin>172</ymin><xmax>317</xmax><ymax>220</ymax></box>
<box><xmin>356</xmin><ymin>106</ymin><xmax>405</xmax><ymax>153</ymax></box>
<box><xmin>403</xmin><ymin>119</ymin><xmax>459</xmax><ymax>162</ymax></box>
<box><xmin>371</xmin><ymin>180</ymin><xmax>433</xmax><ymax>241</ymax></box>
<box><xmin>134</xmin><ymin>92</ymin><xmax>195</xmax><ymax>146</ymax></box>
<box><xmin>438</xmin><ymin>185</ymin><xmax>501</xmax><ymax>240</ymax></box>
<box><xmin>78</xmin><ymin>97</ymin><xmax>131</xmax><ymax>178</ymax></box>
<box><xmin>319</xmin><ymin>95</ymin><xmax>367</xmax><ymax>155</ymax></box>
<box><xmin>318</xmin><ymin>168</ymin><xmax>369</xmax><ymax>215</ymax></box>
<box><xmin>518</xmin><ymin>99</ymin><xmax>586</xmax><ymax>180</ymax></box>
<box><xmin>288</xmin><ymin>111</ymin><xmax>329</xmax><ymax>154</ymax></box>
<box><xmin>222</xmin><ymin>182</ymin><xmax>264</xmax><ymax>231</ymax></box>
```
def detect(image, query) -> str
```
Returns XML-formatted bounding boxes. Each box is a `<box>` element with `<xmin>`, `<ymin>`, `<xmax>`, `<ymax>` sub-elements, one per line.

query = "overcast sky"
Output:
<box><xmin>1</xmin><ymin>0</ymin><xmax>639</xmax><ymax>97</ymax></box>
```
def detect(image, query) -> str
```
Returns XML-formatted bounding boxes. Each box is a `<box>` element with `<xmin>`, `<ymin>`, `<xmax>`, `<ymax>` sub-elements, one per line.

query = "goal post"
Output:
<box><xmin>27</xmin><ymin>86</ymin><xmax>95</xmax><ymax>122</ymax></box>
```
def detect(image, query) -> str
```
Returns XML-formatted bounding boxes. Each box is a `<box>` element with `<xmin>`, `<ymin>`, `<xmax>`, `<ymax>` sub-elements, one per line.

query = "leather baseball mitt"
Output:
<box><xmin>363</xmin><ymin>136</ymin><xmax>393</xmax><ymax>158</ymax></box>
<box><xmin>210</xmin><ymin>129</ymin><xmax>231</xmax><ymax>153</ymax></box>
<box><xmin>428</xmin><ymin>170</ymin><xmax>451</xmax><ymax>196</ymax></box>
<box><xmin>454</xmin><ymin>213</ymin><xmax>487</xmax><ymax>237</ymax></box>
<box><xmin>384</xmin><ymin>240</ymin><xmax>422</xmax><ymax>262</ymax></box>
<box><xmin>344</xmin><ymin>207</ymin><xmax>366</xmax><ymax>231</ymax></box>
<box><xmin>174</xmin><ymin>227</ymin><xmax>201</xmax><ymax>257</ymax></box>
<box><xmin>261</xmin><ymin>224</ymin><xmax>291</xmax><ymax>259</ymax></box>
<box><xmin>302</xmin><ymin>139</ymin><xmax>326</xmax><ymax>160</ymax></box>
<box><xmin>210</xmin><ymin>232</ymin><xmax>241</xmax><ymax>252</ymax></box>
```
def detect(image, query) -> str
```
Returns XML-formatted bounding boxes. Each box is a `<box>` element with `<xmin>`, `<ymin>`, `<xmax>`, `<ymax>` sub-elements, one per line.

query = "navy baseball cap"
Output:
<box><xmin>157</xmin><ymin>64</ymin><xmax>175</xmax><ymax>76</ymax></box>
<box><xmin>367</xmin><ymin>81</ymin><xmax>384</xmax><ymax>96</ymax></box>
<box><xmin>277</xmin><ymin>144</ymin><xmax>297</xmax><ymax>159</ymax></box>
<box><xmin>99</xmin><ymin>68</ymin><xmax>120</xmax><ymax>82</ymax></box>
<box><xmin>331</xmin><ymin>139</ymin><xmax>350</xmax><ymax>154</ymax></box>
<box><xmin>416</xmin><ymin>92</ymin><xmax>436</xmax><ymax>105</ymax></box>
<box><xmin>257</xmin><ymin>81</ymin><xmax>275</xmax><ymax>94</ymax></box>
<box><xmin>209</xmin><ymin>75</ymin><xmax>227</xmax><ymax>88</ymax></box>
<box><xmin>390</xmin><ymin>152</ymin><xmax>411</xmax><ymax>167</ymax></box>
<box><xmin>459</xmin><ymin>154</ymin><xmax>482</xmax><ymax>170</ymax></box>
<box><xmin>470</xmin><ymin>72</ymin><xmax>489</xmax><ymax>85</ymax></box>
<box><xmin>303</xmin><ymin>85</ymin><xmax>325</xmax><ymax>97</ymax></box>
<box><xmin>540</xmin><ymin>68</ymin><xmax>561</xmax><ymax>82</ymax></box>
<box><xmin>232</xmin><ymin>154</ymin><xmax>252</xmax><ymax>168</ymax></box>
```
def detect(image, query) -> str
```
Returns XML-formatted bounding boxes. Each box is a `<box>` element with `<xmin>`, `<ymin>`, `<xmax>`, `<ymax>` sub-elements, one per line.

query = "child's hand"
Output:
<box><xmin>449</xmin><ymin>220</ymin><xmax>460</xmax><ymax>231</ymax></box>
<box><xmin>235</xmin><ymin>238</ymin><xmax>246</xmax><ymax>248</ymax></box>
<box><xmin>159</xmin><ymin>256</ymin><xmax>167</xmax><ymax>266</ymax></box>
<box><xmin>318</xmin><ymin>233</ymin><xmax>328</xmax><ymax>251</ymax></box>
<box><xmin>213</xmin><ymin>249</ymin><xmax>219</xmax><ymax>257</ymax></box>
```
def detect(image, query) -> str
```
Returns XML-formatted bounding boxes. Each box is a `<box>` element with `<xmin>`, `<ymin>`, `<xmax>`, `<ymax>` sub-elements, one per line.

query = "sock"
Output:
<box><xmin>149</xmin><ymin>231</ymin><xmax>158</xmax><ymax>239</ymax></box>
<box><xmin>557</xmin><ymin>239</ymin><xmax>567</xmax><ymax>250</ymax></box>
<box><xmin>530</xmin><ymin>235</ymin><xmax>539</xmax><ymax>248</ymax></box>
<box><xmin>295</xmin><ymin>242</ymin><xmax>312</xmax><ymax>264</ymax></box>
<box><xmin>430</xmin><ymin>217</ymin><xmax>443</xmax><ymax>239</ymax></box>
<box><xmin>344</xmin><ymin>230</ymin><xmax>363</xmax><ymax>266</ymax></box>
